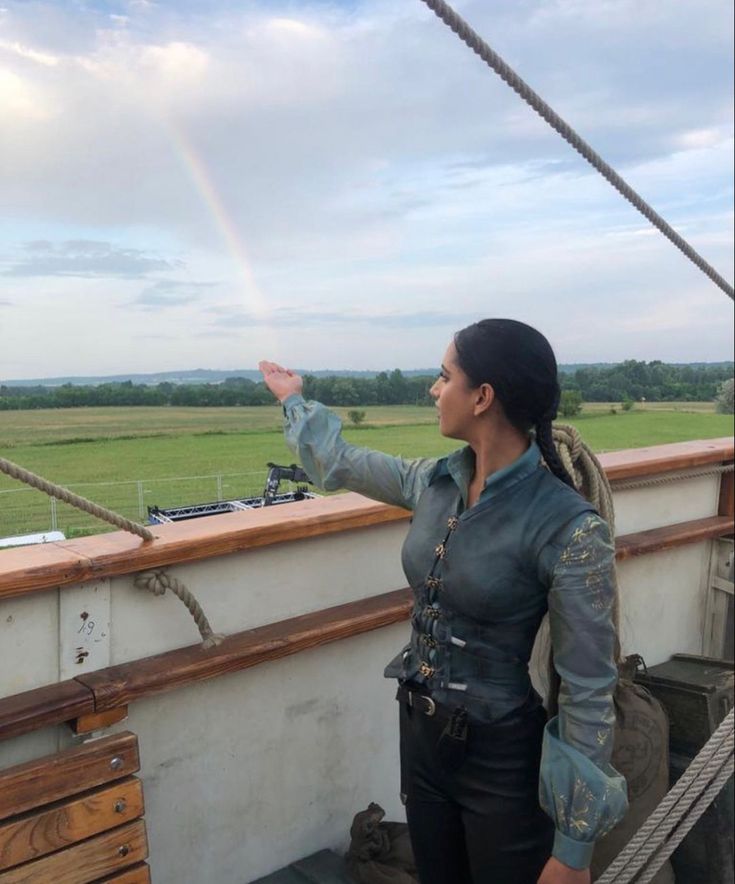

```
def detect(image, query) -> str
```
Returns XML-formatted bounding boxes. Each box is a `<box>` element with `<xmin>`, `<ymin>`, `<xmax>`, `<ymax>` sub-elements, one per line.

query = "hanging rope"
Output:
<box><xmin>417</xmin><ymin>0</ymin><xmax>734</xmax><ymax>300</ymax></box>
<box><xmin>135</xmin><ymin>570</ymin><xmax>225</xmax><ymax>649</ymax></box>
<box><xmin>596</xmin><ymin>709</ymin><xmax>734</xmax><ymax>883</ymax></box>
<box><xmin>0</xmin><ymin>456</ymin><xmax>154</xmax><ymax>541</ymax></box>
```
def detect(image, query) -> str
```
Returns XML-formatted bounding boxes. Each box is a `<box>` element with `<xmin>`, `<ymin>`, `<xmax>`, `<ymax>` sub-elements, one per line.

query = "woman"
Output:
<box><xmin>259</xmin><ymin>319</ymin><xmax>627</xmax><ymax>884</ymax></box>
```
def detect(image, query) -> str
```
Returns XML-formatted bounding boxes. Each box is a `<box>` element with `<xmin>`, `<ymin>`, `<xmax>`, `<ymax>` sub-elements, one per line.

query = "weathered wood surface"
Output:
<box><xmin>70</xmin><ymin>707</ymin><xmax>128</xmax><ymax>736</ymax></box>
<box><xmin>0</xmin><ymin>493</ymin><xmax>410</xmax><ymax>600</ymax></box>
<box><xmin>76</xmin><ymin>587</ymin><xmax>414</xmax><ymax>711</ymax></box>
<box><xmin>0</xmin><ymin>733</ymin><xmax>139</xmax><ymax>822</ymax></box>
<box><xmin>0</xmin><ymin>819</ymin><xmax>147</xmax><ymax>884</ymax></box>
<box><xmin>94</xmin><ymin>864</ymin><xmax>151</xmax><ymax>884</ymax></box>
<box><xmin>0</xmin><ymin>681</ymin><xmax>94</xmax><ymax>743</ymax></box>
<box><xmin>615</xmin><ymin>515</ymin><xmax>734</xmax><ymax>561</ymax></box>
<box><xmin>0</xmin><ymin>778</ymin><xmax>143</xmax><ymax>871</ymax></box>
<box><xmin>600</xmin><ymin>437</ymin><xmax>733</xmax><ymax>481</ymax></box>
<box><xmin>719</xmin><ymin>470</ymin><xmax>734</xmax><ymax>519</ymax></box>
<box><xmin>0</xmin><ymin>438</ymin><xmax>731</xmax><ymax>603</ymax></box>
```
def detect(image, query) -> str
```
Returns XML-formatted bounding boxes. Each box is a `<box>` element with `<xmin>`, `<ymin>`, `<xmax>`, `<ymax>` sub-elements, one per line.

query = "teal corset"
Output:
<box><xmin>394</xmin><ymin>457</ymin><xmax>593</xmax><ymax>724</ymax></box>
<box><xmin>281</xmin><ymin>394</ymin><xmax>628</xmax><ymax>870</ymax></box>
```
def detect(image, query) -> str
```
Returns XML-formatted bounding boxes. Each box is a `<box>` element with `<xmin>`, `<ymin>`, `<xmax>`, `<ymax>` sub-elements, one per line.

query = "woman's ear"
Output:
<box><xmin>473</xmin><ymin>383</ymin><xmax>495</xmax><ymax>416</ymax></box>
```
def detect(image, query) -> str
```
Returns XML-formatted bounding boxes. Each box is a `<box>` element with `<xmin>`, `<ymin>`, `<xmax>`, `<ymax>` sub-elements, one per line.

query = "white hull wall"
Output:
<box><xmin>0</xmin><ymin>473</ymin><xmax>723</xmax><ymax>882</ymax></box>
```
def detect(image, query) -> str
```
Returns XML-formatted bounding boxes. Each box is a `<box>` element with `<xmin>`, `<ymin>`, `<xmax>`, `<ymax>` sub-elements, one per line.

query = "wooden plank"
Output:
<box><xmin>0</xmin><ymin>436</ymin><xmax>731</xmax><ymax>604</ymax></box>
<box><xmin>77</xmin><ymin>587</ymin><xmax>414</xmax><ymax>711</ymax></box>
<box><xmin>70</xmin><ymin>708</ymin><xmax>128</xmax><ymax>737</ymax></box>
<box><xmin>0</xmin><ymin>819</ymin><xmax>147</xmax><ymax>884</ymax></box>
<box><xmin>93</xmin><ymin>864</ymin><xmax>151</xmax><ymax>884</ymax></box>
<box><xmin>0</xmin><ymin>778</ymin><xmax>143</xmax><ymax>871</ymax></box>
<box><xmin>615</xmin><ymin>515</ymin><xmax>734</xmax><ymax>561</ymax></box>
<box><xmin>718</xmin><ymin>470</ymin><xmax>734</xmax><ymax>519</ymax></box>
<box><xmin>0</xmin><ymin>493</ymin><xmax>410</xmax><ymax>601</ymax></box>
<box><xmin>0</xmin><ymin>733</ymin><xmax>139</xmax><ymax>822</ymax></box>
<box><xmin>0</xmin><ymin>681</ymin><xmax>95</xmax><ymax>743</ymax></box>
<box><xmin>599</xmin><ymin>437</ymin><xmax>734</xmax><ymax>481</ymax></box>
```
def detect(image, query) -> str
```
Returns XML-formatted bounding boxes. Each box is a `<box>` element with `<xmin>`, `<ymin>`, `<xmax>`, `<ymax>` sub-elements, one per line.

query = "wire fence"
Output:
<box><xmin>0</xmin><ymin>469</ymin><xmax>301</xmax><ymax>539</ymax></box>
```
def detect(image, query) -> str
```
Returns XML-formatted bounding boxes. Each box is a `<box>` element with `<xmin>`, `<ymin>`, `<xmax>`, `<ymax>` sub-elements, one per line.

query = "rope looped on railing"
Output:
<box><xmin>0</xmin><ymin>455</ymin><xmax>223</xmax><ymax>648</ymax></box>
<box><xmin>135</xmin><ymin>570</ymin><xmax>225</xmax><ymax>649</ymax></box>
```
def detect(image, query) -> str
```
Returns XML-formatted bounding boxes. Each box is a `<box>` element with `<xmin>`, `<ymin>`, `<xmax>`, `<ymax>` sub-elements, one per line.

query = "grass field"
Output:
<box><xmin>1</xmin><ymin>403</ymin><xmax>732</xmax><ymax>538</ymax></box>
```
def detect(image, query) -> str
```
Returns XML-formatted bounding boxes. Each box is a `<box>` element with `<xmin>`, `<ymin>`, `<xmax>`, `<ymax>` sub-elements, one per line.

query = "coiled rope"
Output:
<box><xmin>0</xmin><ymin>456</ymin><xmax>221</xmax><ymax>648</ymax></box>
<box><xmin>552</xmin><ymin>424</ymin><xmax>615</xmax><ymax>532</ymax></box>
<box><xmin>417</xmin><ymin>0</ymin><xmax>734</xmax><ymax>300</ymax></box>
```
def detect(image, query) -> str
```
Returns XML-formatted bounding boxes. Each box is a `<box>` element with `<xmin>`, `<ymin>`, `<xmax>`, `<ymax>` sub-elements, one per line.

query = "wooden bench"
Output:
<box><xmin>0</xmin><ymin>732</ymin><xmax>150</xmax><ymax>883</ymax></box>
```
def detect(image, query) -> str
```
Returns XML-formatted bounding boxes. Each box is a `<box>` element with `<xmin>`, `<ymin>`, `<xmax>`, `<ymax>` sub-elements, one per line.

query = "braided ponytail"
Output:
<box><xmin>535</xmin><ymin>419</ymin><xmax>576</xmax><ymax>490</ymax></box>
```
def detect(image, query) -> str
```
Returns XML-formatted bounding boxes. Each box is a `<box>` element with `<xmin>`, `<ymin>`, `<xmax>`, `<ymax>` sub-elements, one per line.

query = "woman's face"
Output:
<box><xmin>430</xmin><ymin>342</ymin><xmax>481</xmax><ymax>440</ymax></box>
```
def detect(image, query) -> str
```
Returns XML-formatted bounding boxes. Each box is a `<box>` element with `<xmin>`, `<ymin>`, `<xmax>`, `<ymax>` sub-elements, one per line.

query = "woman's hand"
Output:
<box><xmin>537</xmin><ymin>858</ymin><xmax>591</xmax><ymax>884</ymax></box>
<box><xmin>258</xmin><ymin>361</ymin><xmax>303</xmax><ymax>403</ymax></box>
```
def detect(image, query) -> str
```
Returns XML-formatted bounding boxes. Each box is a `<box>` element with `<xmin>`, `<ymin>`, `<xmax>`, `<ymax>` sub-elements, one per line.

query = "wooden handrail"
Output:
<box><xmin>0</xmin><ymin>438</ymin><xmax>732</xmax><ymax>603</ymax></box>
<box><xmin>1</xmin><ymin>512</ymin><xmax>732</xmax><ymax>744</ymax></box>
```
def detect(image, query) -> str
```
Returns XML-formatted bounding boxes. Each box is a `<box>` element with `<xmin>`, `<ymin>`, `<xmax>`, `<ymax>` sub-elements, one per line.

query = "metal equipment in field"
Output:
<box><xmin>147</xmin><ymin>462</ymin><xmax>317</xmax><ymax>524</ymax></box>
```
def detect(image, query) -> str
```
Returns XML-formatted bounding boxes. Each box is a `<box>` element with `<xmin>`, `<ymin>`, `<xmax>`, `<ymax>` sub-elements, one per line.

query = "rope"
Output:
<box><xmin>0</xmin><ymin>456</ymin><xmax>154</xmax><ymax>541</ymax></box>
<box><xmin>611</xmin><ymin>462</ymin><xmax>733</xmax><ymax>492</ymax></box>
<box><xmin>636</xmin><ymin>757</ymin><xmax>734</xmax><ymax>884</ymax></box>
<box><xmin>135</xmin><ymin>570</ymin><xmax>225</xmax><ymax>649</ymax></box>
<box><xmin>417</xmin><ymin>0</ymin><xmax>735</xmax><ymax>301</ymax></box>
<box><xmin>552</xmin><ymin>424</ymin><xmax>616</xmax><ymax>533</ymax></box>
<box><xmin>596</xmin><ymin>708</ymin><xmax>735</xmax><ymax>883</ymax></box>
<box><xmin>0</xmin><ymin>457</ymin><xmax>222</xmax><ymax>647</ymax></box>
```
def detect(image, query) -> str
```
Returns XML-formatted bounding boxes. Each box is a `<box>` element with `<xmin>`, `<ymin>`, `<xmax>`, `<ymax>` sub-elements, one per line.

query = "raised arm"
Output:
<box><xmin>259</xmin><ymin>361</ymin><xmax>437</xmax><ymax>510</ymax></box>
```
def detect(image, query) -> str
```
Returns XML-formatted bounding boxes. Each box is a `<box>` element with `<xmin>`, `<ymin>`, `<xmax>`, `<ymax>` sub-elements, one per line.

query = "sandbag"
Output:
<box><xmin>345</xmin><ymin>803</ymin><xmax>417</xmax><ymax>884</ymax></box>
<box><xmin>591</xmin><ymin>657</ymin><xmax>675</xmax><ymax>883</ymax></box>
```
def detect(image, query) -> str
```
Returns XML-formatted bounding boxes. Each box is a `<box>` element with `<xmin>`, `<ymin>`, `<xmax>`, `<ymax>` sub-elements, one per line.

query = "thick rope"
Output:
<box><xmin>552</xmin><ymin>424</ymin><xmax>615</xmax><ymax>533</ymax></box>
<box><xmin>418</xmin><ymin>0</ymin><xmax>734</xmax><ymax>300</ymax></box>
<box><xmin>612</xmin><ymin>462</ymin><xmax>733</xmax><ymax>492</ymax></box>
<box><xmin>0</xmin><ymin>457</ymin><xmax>223</xmax><ymax>646</ymax></box>
<box><xmin>596</xmin><ymin>709</ymin><xmax>735</xmax><ymax>883</ymax></box>
<box><xmin>636</xmin><ymin>757</ymin><xmax>734</xmax><ymax>884</ymax></box>
<box><xmin>135</xmin><ymin>570</ymin><xmax>224</xmax><ymax>649</ymax></box>
<box><xmin>0</xmin><ymin>456</ymin><xmax>154</xmax><ymax>541</ymax></box>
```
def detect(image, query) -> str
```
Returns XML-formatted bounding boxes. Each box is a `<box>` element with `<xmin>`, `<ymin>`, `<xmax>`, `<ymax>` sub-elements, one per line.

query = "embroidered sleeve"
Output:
<box><xmin>281</xmin><ymin>394</ymin><xmax>437</xmax><ymax>510</ymax></box>
<box><xmin>538</xmin><ymin>513</ymin><xmax>629</xmax><ymax>869</ymax></box>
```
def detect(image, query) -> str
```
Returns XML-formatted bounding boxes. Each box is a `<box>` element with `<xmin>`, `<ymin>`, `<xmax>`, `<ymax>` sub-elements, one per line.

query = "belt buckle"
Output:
<box><xmin>415</xmin><ymin>693</ymin><xmax>436</xmax><ymax>717</ymax></box>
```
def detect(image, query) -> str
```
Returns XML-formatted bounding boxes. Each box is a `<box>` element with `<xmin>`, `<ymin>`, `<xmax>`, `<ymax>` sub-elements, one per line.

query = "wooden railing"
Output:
<box><xmin>0</xmin><ymin>437</ymin><xmax>732</xmax><ymax>743</ymax></box>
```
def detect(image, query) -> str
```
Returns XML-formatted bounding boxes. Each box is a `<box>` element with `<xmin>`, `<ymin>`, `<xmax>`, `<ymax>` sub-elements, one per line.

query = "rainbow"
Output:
<box><xmin>165</xmin><ymin>119</ymin><xmax>279</xmax><ymax>356</ymax></box>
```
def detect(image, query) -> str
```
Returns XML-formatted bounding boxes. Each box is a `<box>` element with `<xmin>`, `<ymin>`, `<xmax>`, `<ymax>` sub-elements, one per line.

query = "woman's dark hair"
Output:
<box><xmin>453</xmin><ymin>318</ymin><xmax>576</xmax><ymax>489</ymax></box>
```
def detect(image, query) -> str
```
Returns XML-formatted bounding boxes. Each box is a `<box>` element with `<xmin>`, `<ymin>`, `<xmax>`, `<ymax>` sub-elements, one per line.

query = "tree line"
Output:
<box><xmin>0</xmin><ymin>362</ymin><xmax>731</xmax><ymax>410</ymax></box>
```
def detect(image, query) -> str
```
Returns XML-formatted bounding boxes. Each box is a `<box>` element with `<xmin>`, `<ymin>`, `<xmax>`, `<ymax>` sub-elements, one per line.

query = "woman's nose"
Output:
<box><xmin>429</xmin><ymin>381</ymin><xmax>439</xmax><ymax>399</ymax></box>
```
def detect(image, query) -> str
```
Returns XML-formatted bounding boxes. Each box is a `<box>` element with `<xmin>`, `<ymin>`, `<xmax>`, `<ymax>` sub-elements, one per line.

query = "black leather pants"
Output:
<box><xmin>399</xmin><ymin>697</ymin><xmax>554</xmax><ymax>884</ymax></box>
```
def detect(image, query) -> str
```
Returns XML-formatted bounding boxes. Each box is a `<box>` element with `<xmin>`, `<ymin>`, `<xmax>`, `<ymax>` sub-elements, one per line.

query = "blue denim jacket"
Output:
<box><xmin>282</xmin><ymin>395</ymin><xmax>628</xmax><ymax>870</ymax></box>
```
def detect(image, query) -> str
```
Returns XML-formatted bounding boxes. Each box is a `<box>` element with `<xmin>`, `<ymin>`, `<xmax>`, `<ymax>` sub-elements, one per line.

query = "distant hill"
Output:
<box><xmin>3</xmin><ymin>368</ymin><xmax>439</xmax><ymax>387</ymax></box>
<box><xmin>3</xmin><ymin>362</ymin><xmax>733</xmax><ymax>387</ymax></box>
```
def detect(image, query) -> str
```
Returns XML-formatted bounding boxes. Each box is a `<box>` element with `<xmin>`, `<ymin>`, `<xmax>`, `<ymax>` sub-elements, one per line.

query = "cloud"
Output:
<box><xmin>208</xmin><ymin>306</ymin><xmax>479</xmax><ymax>329</ymax></box>
<box><xmin>2</xmin><ymin>241</ymin><xmax>180</xmax><ymax>278</ymax></box>
<box><xmin>0</xmin><ymin>0</ymin><xmax>731</xmax><ymax>376</ymax></box>
<box><xmin>133</xmin><ymin>279</ymin><xmax>216</xmax><ymax>308</ymax></box>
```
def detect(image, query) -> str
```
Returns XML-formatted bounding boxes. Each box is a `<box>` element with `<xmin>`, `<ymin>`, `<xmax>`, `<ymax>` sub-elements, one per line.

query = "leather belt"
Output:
<box><xmin>396</xmin><ymin>684</ymin><xmax>438</xmax><ymax>717</ymax></box>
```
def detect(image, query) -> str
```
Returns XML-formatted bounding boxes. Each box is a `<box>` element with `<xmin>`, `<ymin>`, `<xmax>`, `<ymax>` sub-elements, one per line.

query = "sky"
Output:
<box><xmin>0</xmin><ymin>0</ymin><xmax>733</xmax><ymax>379</ymax></box>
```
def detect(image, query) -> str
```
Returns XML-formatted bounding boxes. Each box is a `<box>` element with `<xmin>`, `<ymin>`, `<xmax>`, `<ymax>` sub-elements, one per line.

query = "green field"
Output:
<box><xmin>1</xmin><ymin>404</ymin><xmax>732</xmax><ymax>538</ymax></box>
